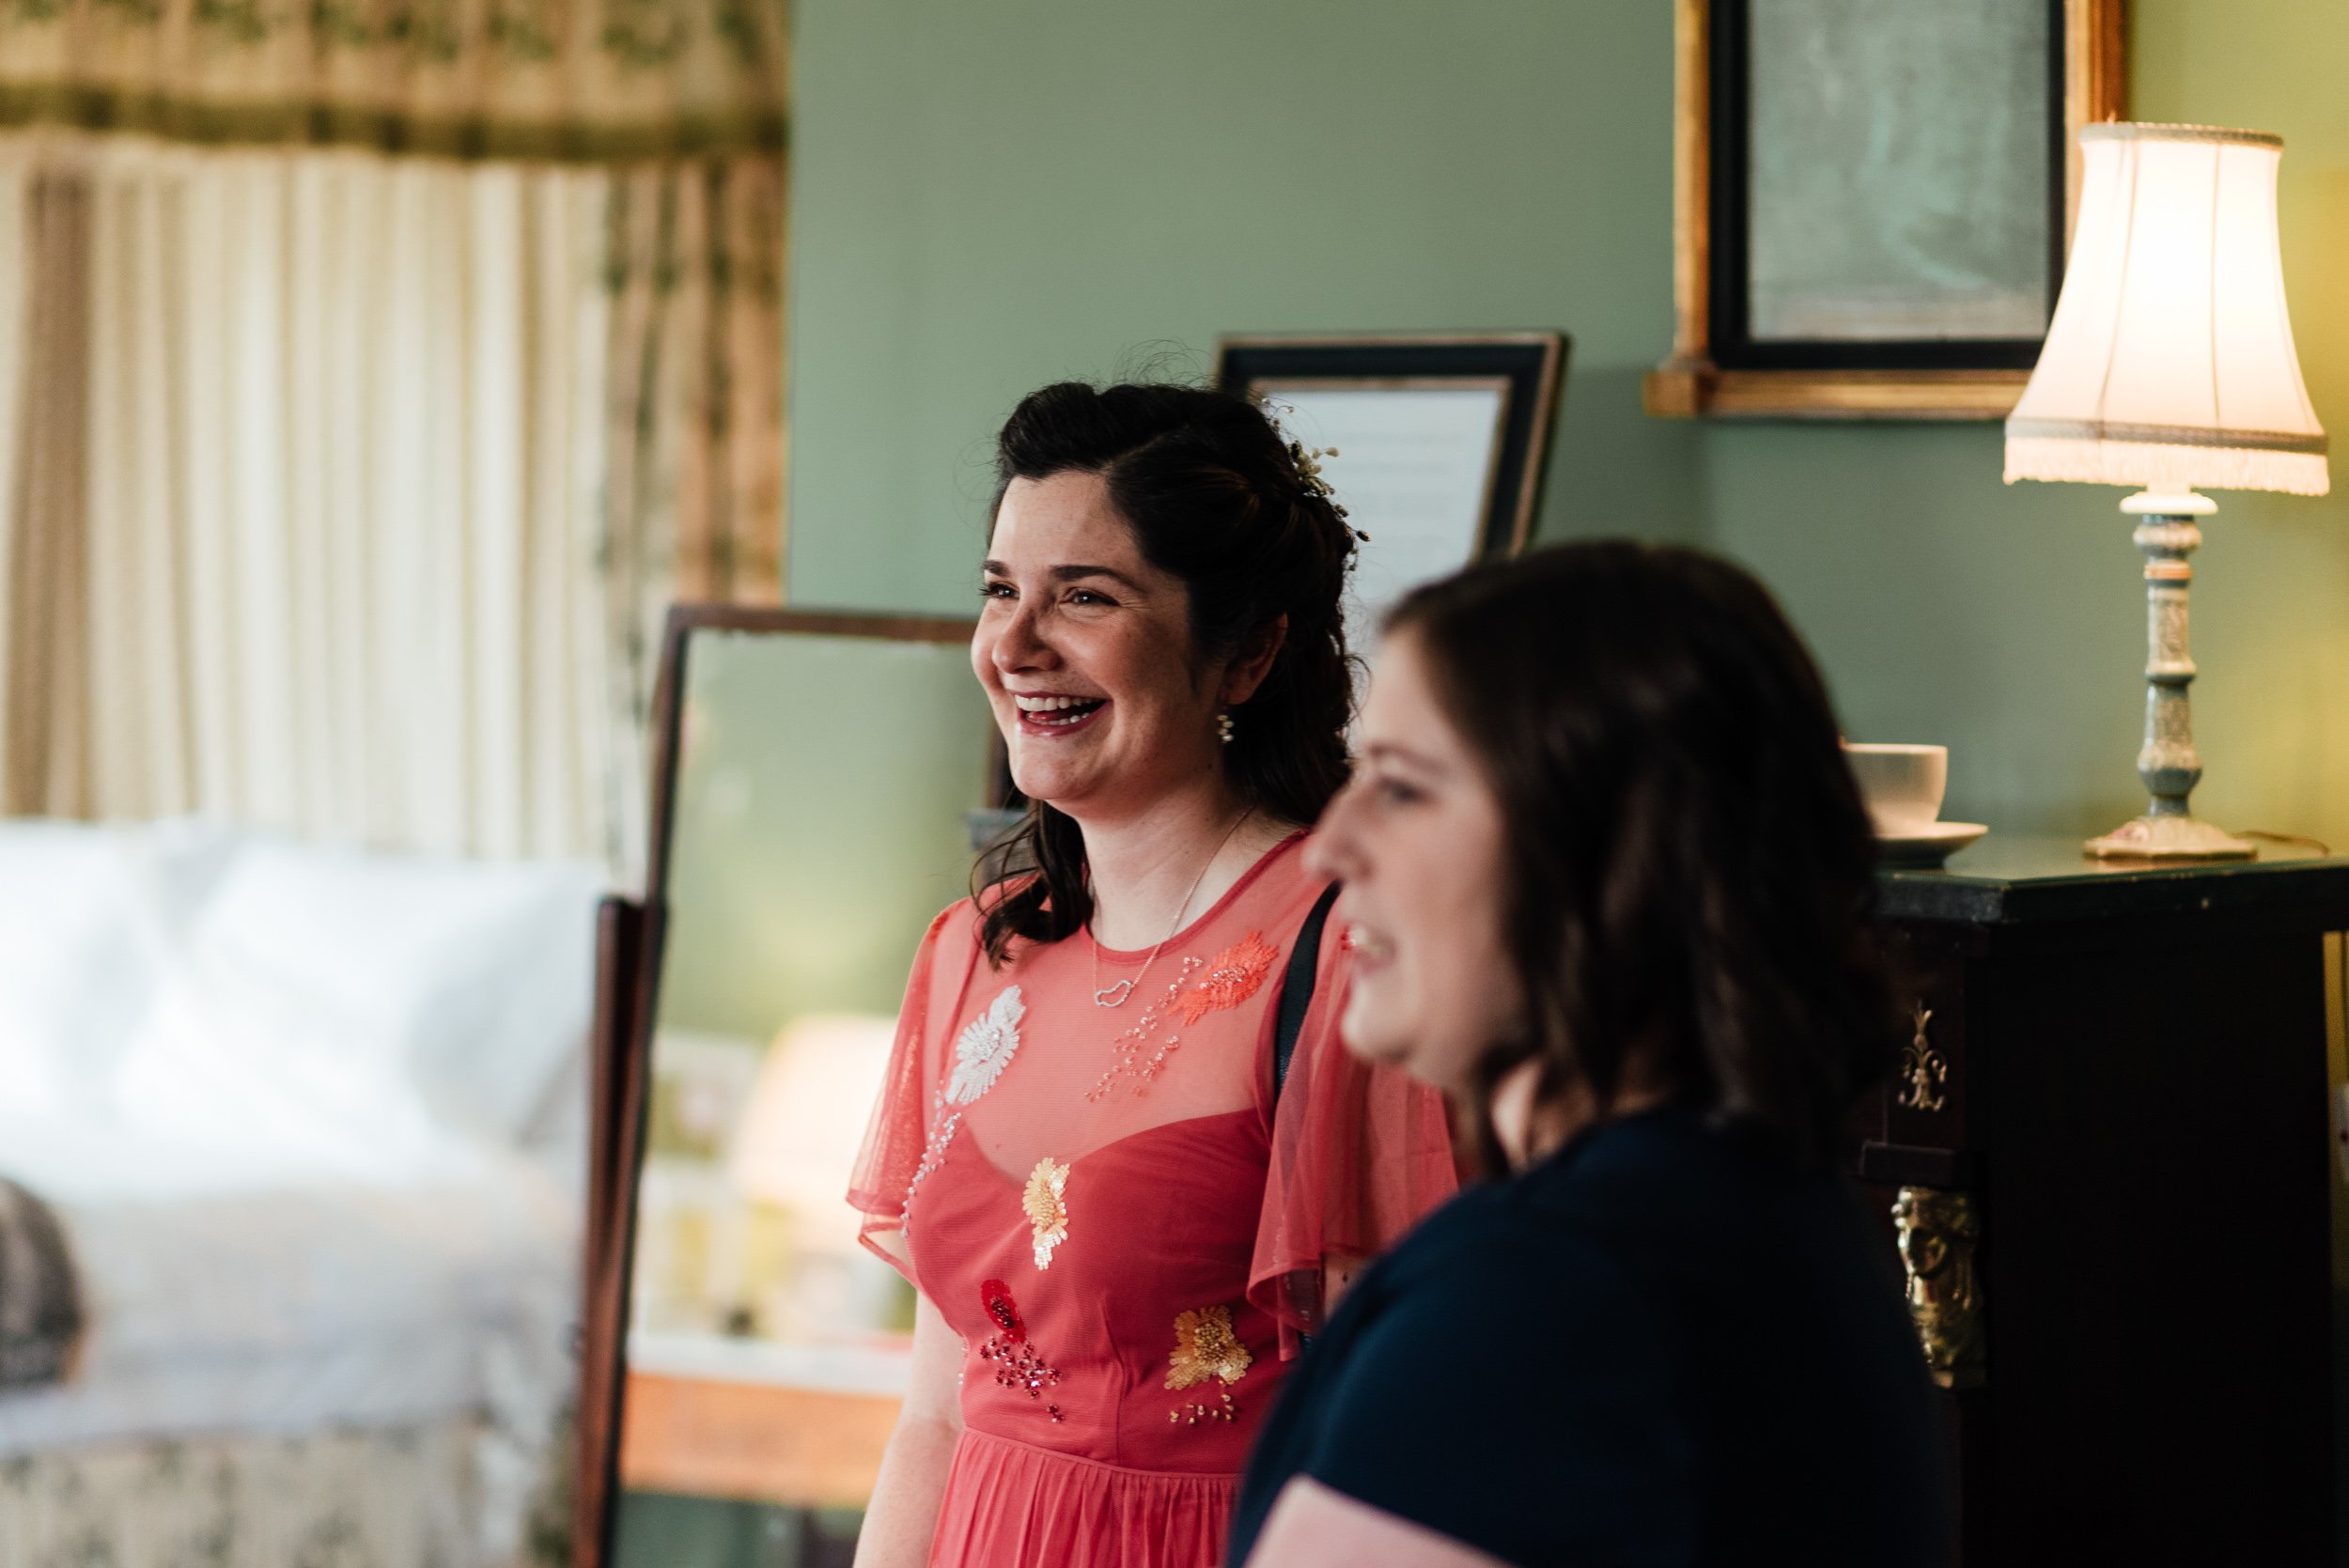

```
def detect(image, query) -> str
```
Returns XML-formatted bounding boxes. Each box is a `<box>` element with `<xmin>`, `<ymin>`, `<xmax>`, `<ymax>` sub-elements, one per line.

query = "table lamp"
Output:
<box><xmin>2005</xmin><ymin>123</ymin><xmax>2329</xmax><ymax>860</ymax></box>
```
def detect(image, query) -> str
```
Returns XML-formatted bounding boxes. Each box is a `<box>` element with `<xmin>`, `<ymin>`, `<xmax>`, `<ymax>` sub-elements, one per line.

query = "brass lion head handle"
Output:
<box><xmin>1890</xmin><ymin>1186</ymin><xmax>1985</xmax><ymax>1390</ymax></box>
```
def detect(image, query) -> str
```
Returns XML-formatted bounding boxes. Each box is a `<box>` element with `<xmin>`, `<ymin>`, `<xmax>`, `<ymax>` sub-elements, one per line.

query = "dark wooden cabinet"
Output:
<box><xmin>1863</xmin><ymin>840</ymin><xmax>2349</xmax><ymax>1566</ymax></box>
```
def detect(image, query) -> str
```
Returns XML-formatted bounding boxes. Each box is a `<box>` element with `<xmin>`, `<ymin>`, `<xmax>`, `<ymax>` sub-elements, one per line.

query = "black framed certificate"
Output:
<box><xmin>1214</xmin><ymin>333</ymin><xmax>1567</xmax><ymax>630</ymax></box>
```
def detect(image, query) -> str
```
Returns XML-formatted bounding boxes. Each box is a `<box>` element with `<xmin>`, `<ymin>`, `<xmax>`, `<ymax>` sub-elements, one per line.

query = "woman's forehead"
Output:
<box><xmin>990</xmin><ymin>472</ymin><xmax>1139</xmax><ymax>564</ymax></box>
<box><xmin>1362</xmin><ymin>636</ymin><xmax>1472</xmax><ymax>776</ymax></box>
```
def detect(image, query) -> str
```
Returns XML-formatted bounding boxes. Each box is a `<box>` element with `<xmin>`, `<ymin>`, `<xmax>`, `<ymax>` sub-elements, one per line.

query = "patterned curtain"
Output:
<box><xmin>0</xmin><ymin>167</ymin><xmax>91</xmax><ymax>817</ymax></box>
<box><xmin>598</xmin><ymin>154</ymin><xmax>787</xmax><ymax>867</ymax></box>
<box><xmin>0</xmin><ymin>0</ymin><xmax>785</xmax><ymax>161</ymax></box>
<box><xmin>601</xmin><ymin>155</ymin><xmax>786</xmax><ymax>626</ymax></box>
<box><xmin>0</xmin><ymin>0</ymin><xmax>786</xmax><ymax>868</ymax></box>
<box><xmin>0</xmin><ymin>134</ymin><xmax>785</xmax><ymax>875</ymax></box>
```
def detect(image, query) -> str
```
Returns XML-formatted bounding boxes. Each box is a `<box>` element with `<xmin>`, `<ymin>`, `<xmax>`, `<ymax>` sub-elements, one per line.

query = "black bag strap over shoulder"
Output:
<box><xmin>1272</xmin><ymin>882</ymin><xmax>1343</xmax><ymax>1105</ymax></box>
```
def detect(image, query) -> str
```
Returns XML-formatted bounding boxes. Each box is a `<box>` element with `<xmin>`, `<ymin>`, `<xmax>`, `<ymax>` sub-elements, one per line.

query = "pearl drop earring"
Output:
<box><xmin>1217</xmin><ymin>711</ymin><xmax>1236</xmax><ymax>745</ymax></box>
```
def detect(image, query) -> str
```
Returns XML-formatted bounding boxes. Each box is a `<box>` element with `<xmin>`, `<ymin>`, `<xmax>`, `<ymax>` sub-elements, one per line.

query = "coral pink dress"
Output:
<box><xmin>848</xmin><ymin>832</ymin><xmax>1457</xmax><ymax>1568</ymax></box>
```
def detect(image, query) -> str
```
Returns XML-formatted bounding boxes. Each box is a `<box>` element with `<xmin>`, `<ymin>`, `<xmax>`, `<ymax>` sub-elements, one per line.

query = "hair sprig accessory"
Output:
<box><xmin>1284</xmin><ymin>437</ymin><xmax>1372</xmax><ymax>544</ymax></box>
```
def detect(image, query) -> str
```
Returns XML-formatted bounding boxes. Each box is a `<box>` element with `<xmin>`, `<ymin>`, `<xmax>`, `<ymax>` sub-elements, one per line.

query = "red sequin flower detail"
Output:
<box><xmin>980</xmin><ymin>1279</ymin><xmax>1025</xmax><ymax>1343</ymax></box>
<box><xmin>976</xmin><ymin>1279</ymin><xmax>1061</xmax><ymax>1418</ymax></box>
<box><xmin>1179</xmin><ymin>931</ymin><xmax>1280</xmax><ymax>1025</ymax></box>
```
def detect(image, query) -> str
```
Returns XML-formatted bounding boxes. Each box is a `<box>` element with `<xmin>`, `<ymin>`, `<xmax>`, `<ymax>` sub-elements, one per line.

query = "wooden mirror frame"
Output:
<box><xmin>572</xmin><ymin>604</ymin><xmax>981</xmax><ymax>1568</ymax></box>
<box><xmin>1644</xmin><ymin>0</ymin><xmax>2124</xmax><ymax>421</ymax></box>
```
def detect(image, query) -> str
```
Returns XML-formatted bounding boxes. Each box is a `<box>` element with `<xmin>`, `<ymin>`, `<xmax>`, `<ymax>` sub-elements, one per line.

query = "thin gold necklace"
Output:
<box><xmin>1090</xmin><ymin>811</ymin><xmax>1251</xmax><ymax>1008</ymax></box>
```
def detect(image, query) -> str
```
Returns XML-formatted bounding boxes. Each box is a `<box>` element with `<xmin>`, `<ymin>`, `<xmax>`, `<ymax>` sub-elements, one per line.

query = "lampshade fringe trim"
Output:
<box><xmin>2003</xmin><ymin>437</ymin><xmax>2330</xmax><ymax>496</ymax></box>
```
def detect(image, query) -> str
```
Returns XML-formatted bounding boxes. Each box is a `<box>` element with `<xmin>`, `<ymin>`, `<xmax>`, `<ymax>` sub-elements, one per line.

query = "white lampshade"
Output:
<box><xmin>727</xmin><ymin>1013</ymin><xmax>895</xmax><ymax>1252</ymax></box>
<box><xmin>2005</xmin><ymin>124</ymin><xmax>2328</xmax><ymax>497</ymax></box>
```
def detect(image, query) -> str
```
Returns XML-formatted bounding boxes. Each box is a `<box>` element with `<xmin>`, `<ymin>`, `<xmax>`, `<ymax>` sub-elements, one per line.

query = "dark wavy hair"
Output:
<box><xmin>975</xmin><ymin>380</ymin><xmax>1359</xmax><ymax>966</ymax></box>
<box><xmin>1387</xmin><ymin>542</ymin><xmax>1896</xmax><ymax>1171</ymax></box>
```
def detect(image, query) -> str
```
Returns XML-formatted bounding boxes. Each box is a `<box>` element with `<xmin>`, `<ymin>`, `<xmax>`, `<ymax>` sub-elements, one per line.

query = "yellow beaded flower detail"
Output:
<box><xmin>1164</xmin><ymin>1305</ymin><xmax>1252</xmax><ymax>1391</ymax></box>
<box><xmin>1023</xmin><ymin>1157</ymin><xmax>1069</xmax><ymax>1270</ymax></box>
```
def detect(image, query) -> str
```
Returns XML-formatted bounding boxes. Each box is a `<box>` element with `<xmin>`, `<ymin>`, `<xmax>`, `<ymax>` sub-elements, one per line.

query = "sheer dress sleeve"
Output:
<box><xmin>1248</xmin><ymin>922</ymin><xmax>1459</xmax><ymax>1351</ymax></box>
<box><xmin>846</xmin><ymin>900</ymin><xmax>985</xmax><ymax>1279</ymax></box>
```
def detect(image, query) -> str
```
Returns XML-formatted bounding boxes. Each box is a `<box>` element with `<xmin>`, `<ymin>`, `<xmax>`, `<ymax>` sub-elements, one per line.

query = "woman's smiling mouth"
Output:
<box><xmin>1344</xmin><ymin>921</ymin><xmax>1395</xmax><ymax>972</ymax></box>
<box><xmin>1013</xmin><ymin>692</ymin><xmax>1111</xmax><ymax>737</ymax></box>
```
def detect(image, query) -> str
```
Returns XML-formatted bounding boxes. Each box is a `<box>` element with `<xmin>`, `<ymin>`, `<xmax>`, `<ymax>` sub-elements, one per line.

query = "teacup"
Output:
<box><xmin>1843</xmin><ymin>743</ymin><xmax>1948</xmax><ymax>836</ymax></box>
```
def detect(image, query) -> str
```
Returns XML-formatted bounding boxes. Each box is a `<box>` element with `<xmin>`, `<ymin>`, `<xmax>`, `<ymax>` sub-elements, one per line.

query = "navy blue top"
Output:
<box><xmin>1229</xmin><ymin>1108</ymin><xmax>1952</xmax><ymax>1567</ymax></box>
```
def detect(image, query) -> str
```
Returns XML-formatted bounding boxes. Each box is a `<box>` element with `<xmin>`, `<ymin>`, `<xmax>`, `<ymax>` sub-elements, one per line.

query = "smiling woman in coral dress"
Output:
<box><xmin>845</xmin><ymin>381</ymin><xmax>1458</xmax><ymax>1568</ymax></box>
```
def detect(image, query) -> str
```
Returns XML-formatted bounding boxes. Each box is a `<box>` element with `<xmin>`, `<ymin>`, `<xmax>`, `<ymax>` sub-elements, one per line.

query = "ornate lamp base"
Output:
<box><xmin>2086</xmin><ymin>812</ymin><xmax>2255</xmax><ymax>862</ymax></box>
<box><xmin>2085</xmin><ymin>491</ymin><xmax>2258</xmax><ymax>863</ymax></box>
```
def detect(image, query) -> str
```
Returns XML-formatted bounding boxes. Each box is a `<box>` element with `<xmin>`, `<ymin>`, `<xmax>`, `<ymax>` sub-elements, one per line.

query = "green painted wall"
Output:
<box><xmin>786</xmin><ymin>0</ymin><xmax>1699</xmax><ymax>619</ymax></box>
<box><xmin>757</xmin><ymin>3</ymin><xmax>2349</xmax><ymax>1559</ymax></box>
<box><xmin>786</xmin><ymin>0</ymin><xmax>2349</xmax><ymax>856</ymax></box>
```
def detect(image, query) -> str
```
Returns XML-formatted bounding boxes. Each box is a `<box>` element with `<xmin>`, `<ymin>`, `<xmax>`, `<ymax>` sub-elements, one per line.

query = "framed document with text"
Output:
<box><xmin>1215</xmin><ymin>334</ymin><xmax>1567</xmax><ymax>633</ymax></box>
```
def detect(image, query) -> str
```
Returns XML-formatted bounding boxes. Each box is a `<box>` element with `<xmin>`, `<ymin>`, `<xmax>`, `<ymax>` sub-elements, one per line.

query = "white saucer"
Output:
<box><xmin>1875</xmin><ymin>821</ymin><xmax>1988</xmax><ymax>866</ymax></box>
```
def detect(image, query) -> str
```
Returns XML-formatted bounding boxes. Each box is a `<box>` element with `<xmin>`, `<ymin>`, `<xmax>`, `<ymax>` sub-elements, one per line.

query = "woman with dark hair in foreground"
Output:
<box><xmin>1232</xmin><ymin>542</ymin><xmax>1952</xmax><ymax>1568</ymax></box>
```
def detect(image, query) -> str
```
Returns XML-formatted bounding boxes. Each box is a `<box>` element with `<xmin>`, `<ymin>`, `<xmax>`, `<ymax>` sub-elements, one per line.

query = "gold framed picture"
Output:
<box><xmin>1645</xmin><ymin>0</ymin><xmax>2125</xmax><ymax>421</ymax></box>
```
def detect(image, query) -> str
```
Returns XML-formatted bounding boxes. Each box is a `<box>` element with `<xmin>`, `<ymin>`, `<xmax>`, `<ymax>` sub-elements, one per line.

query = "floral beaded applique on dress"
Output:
<box><xmin>845</xmin><ymin>832</ymin><xmax>1465</xmax><ymax>1568</ymax></box>
<box><xmin>901</xmin><ymin>985</ymin><xmax>1026</xmax><ymax>1230</ymax></box>
<box><xmin>1088</xmin><ymin>933</ymin><xmax>1284</xmax><ymax>1100</ymax></box>
<box><xmin>1180</xmin><ymin>932</ymin><xmax>1279</xmax><ymax>1025</ymax></box>
<box><xmin>947</xmin><ymin>986</ymin><xmax>1025</xmax><ymax>1105</ymax></box>
<box><xmin>976</xmin><ymin>1279</ymin><xmax>1064</xmax><ymax>1423</ymax></box>
<box><xmin>1023</xmin><ymin>1157</ymin><xmax>1070</xmax><ymax>1269</ymax></box>
<box><xmin>1087</xmin><ymin>959</ymin><xmax>1205</xmax><ymax>1101</ymax></box>
<box><xmin>1165</xmin><ymin>1304</ymin><xmax>1252</xmax><ymax>1426</ymax></box>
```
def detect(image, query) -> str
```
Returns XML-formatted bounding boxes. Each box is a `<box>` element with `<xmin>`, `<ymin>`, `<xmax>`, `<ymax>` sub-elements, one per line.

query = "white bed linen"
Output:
<box><xmin>0</xmin><ymin>816</ymin><xmax>599</xmax><ymax>1551</ymax></box>
<box><xmin>0</xmin><ymin>1117</ymin><xmax>577</xmax><ymax>1459</ymax></box>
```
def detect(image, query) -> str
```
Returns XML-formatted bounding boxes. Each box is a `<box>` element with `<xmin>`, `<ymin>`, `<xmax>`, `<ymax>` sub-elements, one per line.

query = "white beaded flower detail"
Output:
<box><xmin>945</xmin><ymin>986</ymin><xmax>1025</xmax><ymax>1106</ymax></box>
